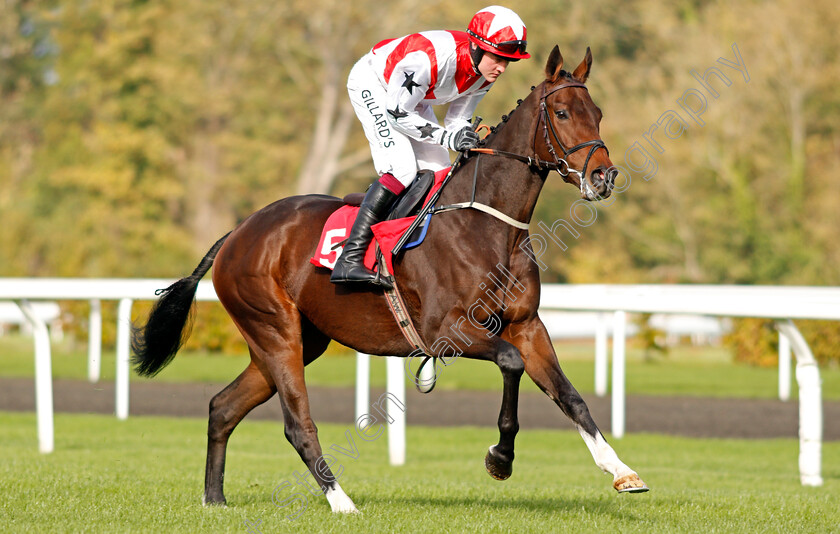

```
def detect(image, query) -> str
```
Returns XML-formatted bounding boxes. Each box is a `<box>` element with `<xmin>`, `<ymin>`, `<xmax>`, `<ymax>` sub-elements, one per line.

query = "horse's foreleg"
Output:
<box><xmin>484</xmin><ymin>340</ymin><xmax>525</xmax><ymax>481</ymax></box>
<box><xmin>204</xmin><ymin>360</ymin><xmax>276</xmax><ymax>505</ymax></box>
<box><xmin>506</xmin><ymin>320</ymin><xmax>648</xmax><ymax>493</ymax></box>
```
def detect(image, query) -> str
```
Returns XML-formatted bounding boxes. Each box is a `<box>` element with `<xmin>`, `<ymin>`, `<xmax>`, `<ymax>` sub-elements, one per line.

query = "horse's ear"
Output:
<box><xmin>572</xmin><ymin>46</ymin><xmax>593</xmax><ymax>83</ymax></box>
<box><xmin>545</xmin><ymin>45</ymin><xmax>564</xmax><ymax>82</ymax></box>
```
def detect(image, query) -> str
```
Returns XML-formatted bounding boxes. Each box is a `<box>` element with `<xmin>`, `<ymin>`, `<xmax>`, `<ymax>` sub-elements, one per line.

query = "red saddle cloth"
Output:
<box><xmin>310</xmin><ymin>167</ymin><xmax>450</xmax><ymax>274</ymax></box>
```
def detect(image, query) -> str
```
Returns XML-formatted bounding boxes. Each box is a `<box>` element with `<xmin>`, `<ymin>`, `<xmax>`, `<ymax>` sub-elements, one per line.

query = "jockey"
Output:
<box><xmin>331</xmin><ymin>5</ymin><xmax>530</xmax><ymax>289</ymax></box>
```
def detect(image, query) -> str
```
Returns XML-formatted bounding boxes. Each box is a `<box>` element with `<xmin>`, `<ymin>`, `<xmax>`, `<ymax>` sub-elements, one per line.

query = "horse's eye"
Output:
<box><xmin>555</xmin><ymin>110</ymin><xmax>568</xmax><ymax>120</ymax></box>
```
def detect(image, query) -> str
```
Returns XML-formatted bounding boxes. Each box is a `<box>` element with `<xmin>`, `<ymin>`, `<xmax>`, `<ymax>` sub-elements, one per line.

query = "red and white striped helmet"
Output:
<box><xmin>467</xmin><ymin>6</ymin><xmax>530</xmax><ymax>60</ymax></box>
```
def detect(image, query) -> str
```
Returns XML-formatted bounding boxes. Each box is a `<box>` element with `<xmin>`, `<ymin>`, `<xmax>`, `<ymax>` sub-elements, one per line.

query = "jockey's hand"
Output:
<box><xmin>446</xmin><ymin>126</ymin><xmax>480</xmax><ymax>151</ymax></box>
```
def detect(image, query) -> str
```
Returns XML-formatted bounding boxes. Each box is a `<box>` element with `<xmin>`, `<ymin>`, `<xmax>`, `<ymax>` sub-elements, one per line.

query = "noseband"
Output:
<box><xmin>536</xmin><ymin>81</ymin><xmax>608</xmax><ymax>194</ymax></box>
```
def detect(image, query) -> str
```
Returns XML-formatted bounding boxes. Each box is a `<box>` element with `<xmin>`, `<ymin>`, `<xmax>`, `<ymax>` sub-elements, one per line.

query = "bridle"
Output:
<box><xmin>471</xmin><ymin>79</ymin><xmax>608</xmax><ymax>196</ymax></box>
<box><xmin>537</xmin><ymin>81</ymin><xmax>608</xmax><ymax>194</ymax></box>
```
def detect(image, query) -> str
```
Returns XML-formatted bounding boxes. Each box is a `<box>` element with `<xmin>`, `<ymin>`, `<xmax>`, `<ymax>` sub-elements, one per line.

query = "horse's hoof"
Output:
<box><xmin>326</xmin><ymin>484</ymin><xmax>359</xmax><ymax>514</ymax></box>
<box><xmin>331</xmin><ymin>504</ymin><xmax>360</xmax><ymax>514</ymax></box>
<box><xmin>202</xmin><ymin>494</ymin><xmax>227</xmax><ymax>507</ymax></box>
<box><xmin>484</xmin><ymin>446</ymin><xmax>513</xmax><ymax>481</ymax></box>
<box><xmin>613</xmin><ymin>473</ymin><xmax>649</xmax><ymax>493</ymax></box>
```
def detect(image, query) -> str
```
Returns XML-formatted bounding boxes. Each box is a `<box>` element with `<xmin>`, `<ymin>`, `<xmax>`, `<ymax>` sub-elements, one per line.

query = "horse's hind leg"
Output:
<box><xmin>204</xmin><ymin>359</ymin><xmax>276</xmax><ymax>505</ymax></box>
<box><xmin>506</xmin><ymin>320</ymin><xmax>648</xmax><ymax>493</ymax></box>
<box><xmin>238</xmin><ymin>303</ymin><xmax>358</xmax><ymax>514</ymax></box>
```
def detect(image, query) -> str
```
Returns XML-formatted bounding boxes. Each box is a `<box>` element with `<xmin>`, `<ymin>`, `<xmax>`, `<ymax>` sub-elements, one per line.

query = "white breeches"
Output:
<box><xmin>347</xmin><ymin>59</ymin><xmax>451</xmax><ymax>187</ymax></box>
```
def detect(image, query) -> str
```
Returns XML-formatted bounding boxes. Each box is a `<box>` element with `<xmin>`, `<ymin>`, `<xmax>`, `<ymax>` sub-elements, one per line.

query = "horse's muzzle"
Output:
<box><xmin>582</xmin><ymin>166</ymin><xmax>615</xmax><ymax>201</ymax></box>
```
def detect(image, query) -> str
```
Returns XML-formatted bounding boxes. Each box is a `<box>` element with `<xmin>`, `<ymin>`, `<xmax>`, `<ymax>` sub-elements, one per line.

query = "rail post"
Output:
<box><xmin>386</xmin><ymin>356</ymin><xmax>406</xmax><ymax>466</ymax></box>
<box><xmin>355</xmin><ymin>352</ymin><xmax>370</xmax><ymax>422</ymax></box>
<box><xmin>17</xmin><ymin>300</ymin><xmax>55</xmax><ymax>453</ymax></box>
<box><xmin>115</xmin><ymin>298</ymin><xmax>133</xmax><ymax>420</ymax></box>
<box><xmin>776</xmin><ymin>320</ymin><xmax>823</xmax><ymax>486</ymax></box>
<box><xmin>611</xmin><ymin>310</ymin><xmax>627</xmax><ymax>438</ymax></box>
<box><xmin>595</xmin><ymin>312</ymin><xmax>609</xmax><ymax>396</ymax></box>
<box><xmin>88</xmin><ymin>299</ymin><xmax>102</xmax><ymax>383</ymax></box>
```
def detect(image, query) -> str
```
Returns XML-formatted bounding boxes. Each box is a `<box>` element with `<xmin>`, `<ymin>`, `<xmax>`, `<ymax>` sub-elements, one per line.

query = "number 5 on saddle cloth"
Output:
<box><xmin>310</xmin><ymin>168</ymin><xmax>445</xmax><ymax>274</ymax></box>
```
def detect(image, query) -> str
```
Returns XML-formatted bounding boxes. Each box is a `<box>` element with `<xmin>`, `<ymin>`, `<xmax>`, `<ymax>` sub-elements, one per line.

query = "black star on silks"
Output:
<box><xmin>388</xmin><ymin>105</ymin><xmax>408</xmax><ymax>120</ymax></box>
<box><xmin>402</xmin><ymin>72</ymin><xmax>421</xmax><ymax>94</ymax></box>
<box><xmin>417</xmin><ymin>122</ymin><xmax>438</xmax><ymax>138</ymax></box>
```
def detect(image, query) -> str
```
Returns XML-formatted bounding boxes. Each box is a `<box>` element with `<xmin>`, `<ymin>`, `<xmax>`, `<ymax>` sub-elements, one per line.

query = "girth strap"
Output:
<box><xmin>376</xmin><ymin>254</ymin><xmax>433</xmax><ymax>357</ymax></box>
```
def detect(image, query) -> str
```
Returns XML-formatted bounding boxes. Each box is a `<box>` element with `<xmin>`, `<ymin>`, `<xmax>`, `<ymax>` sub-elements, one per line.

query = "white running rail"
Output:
<box><xmin>2</xmin><ymin>279</ymin><xmax>837</xmax><ymax>486</ymax></box>
<box><xmin>537</xmin><ymin>284</ymin><xmax>840</xmax><ymax>486</ymax></box>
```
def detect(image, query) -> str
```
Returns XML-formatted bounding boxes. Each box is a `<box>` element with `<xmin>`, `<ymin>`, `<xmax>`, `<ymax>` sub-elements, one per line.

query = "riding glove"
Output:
<box><xmin>442</xmin><ymin>126</ymin><xmax>480</xmax><ymax>152</ymax></box>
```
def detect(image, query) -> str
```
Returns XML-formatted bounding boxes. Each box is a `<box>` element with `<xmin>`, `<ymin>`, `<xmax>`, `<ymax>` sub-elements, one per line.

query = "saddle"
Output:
<box><xmin>311</xmin><ymin>168</ymin><xmax>447</xmax><ymax>273</ymax></box>
<box><xmin>342</xmin><ymin>169</ymin><xmax>436</xmax><ymax>222</ymax></box>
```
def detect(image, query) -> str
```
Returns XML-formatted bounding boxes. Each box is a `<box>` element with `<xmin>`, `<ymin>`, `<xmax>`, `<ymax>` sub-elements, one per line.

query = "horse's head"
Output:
<box><xmin>535</xmin><ymin>46</ymin><xmax>615</xmax><ymax>200</ymax></box>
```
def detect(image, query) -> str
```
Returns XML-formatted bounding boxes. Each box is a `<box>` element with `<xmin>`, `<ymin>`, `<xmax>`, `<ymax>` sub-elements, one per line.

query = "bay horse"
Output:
<box><xmin>132</xmin><ymin>46</ymin><xmax>648</xmax><ymax>514</ymax></box>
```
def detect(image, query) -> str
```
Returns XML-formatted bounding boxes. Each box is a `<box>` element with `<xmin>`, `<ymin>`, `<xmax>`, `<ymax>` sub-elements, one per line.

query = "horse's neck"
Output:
<box><xmin>439</xmin><ymin>91</ymin><xmax>546</xmax><ymax>230</ymax></box>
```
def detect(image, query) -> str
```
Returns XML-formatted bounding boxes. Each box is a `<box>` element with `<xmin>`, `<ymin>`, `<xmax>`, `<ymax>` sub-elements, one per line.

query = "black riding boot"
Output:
<box><xmin>330</xmin><ymin>181</ymin><xmax>397</xmax><ymax>289</ymax></box>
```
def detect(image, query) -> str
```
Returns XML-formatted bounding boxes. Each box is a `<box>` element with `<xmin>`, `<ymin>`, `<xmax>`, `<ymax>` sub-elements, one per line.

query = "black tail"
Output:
<box><xmin>131</xmin><ymin>232</ymin><xmax>231</xmax><ymax>377</ymax></box>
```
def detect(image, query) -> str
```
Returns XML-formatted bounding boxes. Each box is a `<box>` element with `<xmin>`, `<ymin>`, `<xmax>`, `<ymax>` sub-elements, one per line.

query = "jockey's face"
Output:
<box><xmin>477</xmin><ymin>52</ymin><xmax>509</xmax><ymax>82</ymax></box>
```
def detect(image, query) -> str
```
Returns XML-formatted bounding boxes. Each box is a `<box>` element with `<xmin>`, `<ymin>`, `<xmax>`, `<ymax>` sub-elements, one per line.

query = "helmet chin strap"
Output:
<box><xmin>469</xmin><ymin>43</ymin><xmax>483</xmax><ymax>76</ymax></box>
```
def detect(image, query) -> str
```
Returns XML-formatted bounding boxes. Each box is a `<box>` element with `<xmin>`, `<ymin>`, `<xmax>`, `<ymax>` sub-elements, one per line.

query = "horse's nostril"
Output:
<box><xmin>605</xmin><ymin>168</ymin><xmax>618</xmax><ymax>187</ymax></box>
<box><xmin>589</xmin><ymin>169</ymin><xmax>606</xmax><ymax>188</ymax></box>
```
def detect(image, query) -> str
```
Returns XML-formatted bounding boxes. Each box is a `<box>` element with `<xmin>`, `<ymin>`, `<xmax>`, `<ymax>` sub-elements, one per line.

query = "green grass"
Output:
<box><xmin>3</xmin><ymin>334</ymin><xmax>839</xmax><ymax>400</ymax></box>
<box><xmin>1</xmin><ymin>411</ymin><xmax>838</xmax><ymax>533</ymax></box>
